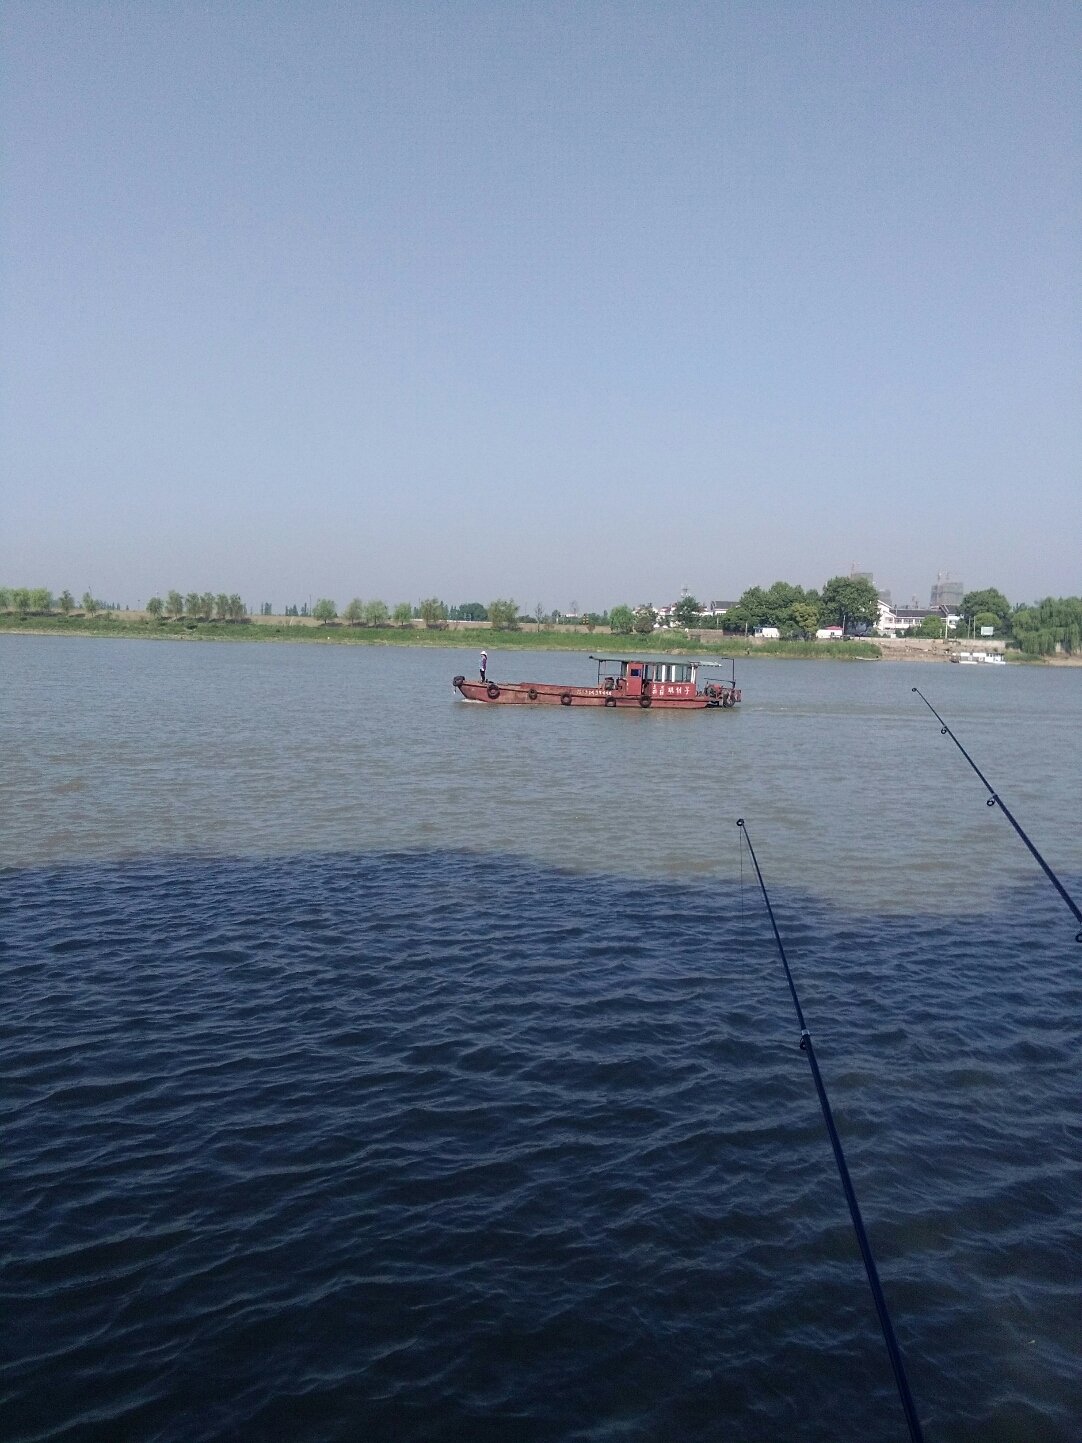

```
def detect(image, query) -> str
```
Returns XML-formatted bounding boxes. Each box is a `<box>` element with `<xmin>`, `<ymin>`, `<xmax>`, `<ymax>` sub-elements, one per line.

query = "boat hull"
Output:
<box><xmin>452</xmin><ymin>677</ymin><xmax>740</xmax><ymax>709</ymax></box>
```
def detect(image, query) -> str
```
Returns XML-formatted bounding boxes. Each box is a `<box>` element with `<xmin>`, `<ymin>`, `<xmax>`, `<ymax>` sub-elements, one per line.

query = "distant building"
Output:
<box><xmin>930</xmin><ymin>572</ymin><xmax>964</xmax><ymax>609</ymax></box>
<box><xmin>877</xmin><ymin>600</ymin><xmax>959</xmax><ymax>635</ymax></box>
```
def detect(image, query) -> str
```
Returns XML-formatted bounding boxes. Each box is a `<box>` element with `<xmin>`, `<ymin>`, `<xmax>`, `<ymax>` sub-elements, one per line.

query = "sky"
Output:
<box><xmin>2</xmin><ymin>1</ymin><xmax>1079</xmax><ymax>614</ymax></box>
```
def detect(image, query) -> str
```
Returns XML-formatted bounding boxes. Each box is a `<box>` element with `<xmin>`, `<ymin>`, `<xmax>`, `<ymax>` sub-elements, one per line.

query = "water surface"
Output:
<box><xmin>3</xmin><ymin>636</ymin><xmax>1080</xmax><ymax>1440</ymax></box>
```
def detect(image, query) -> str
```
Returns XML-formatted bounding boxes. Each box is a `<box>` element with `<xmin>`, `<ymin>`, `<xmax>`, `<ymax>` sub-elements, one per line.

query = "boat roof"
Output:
<box><xmin>589</xmin><ymin>654</ymin><xmax>735</xmax><ymax>667</ymax></box>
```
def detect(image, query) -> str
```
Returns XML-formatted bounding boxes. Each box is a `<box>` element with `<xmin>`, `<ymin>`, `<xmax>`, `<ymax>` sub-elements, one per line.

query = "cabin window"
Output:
<box><xmin>673</xmin><ymin>664</ymin><xmax>691</xmax><ymax>683</ymax></box>
<box><xmin>630</xmin><ymin>666</ymin><xmax>641</xmax><ymax>678</ymax></box>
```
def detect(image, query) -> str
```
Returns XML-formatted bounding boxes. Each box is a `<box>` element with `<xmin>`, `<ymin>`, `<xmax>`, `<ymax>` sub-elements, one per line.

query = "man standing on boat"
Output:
<box><xmin>479</xmin><ymin>650</ymin><xmax>488</xmax><ymax>682</ymax></box>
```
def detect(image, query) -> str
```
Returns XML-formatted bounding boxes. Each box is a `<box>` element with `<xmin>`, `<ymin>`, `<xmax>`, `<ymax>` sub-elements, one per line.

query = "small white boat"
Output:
<box><xmin>950</xmin><ymin>651</ymin><xmax>1006</xmax><ymax>666</ymax></box>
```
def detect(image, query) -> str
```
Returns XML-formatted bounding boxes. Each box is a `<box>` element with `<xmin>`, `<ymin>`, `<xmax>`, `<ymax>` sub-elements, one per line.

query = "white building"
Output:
<box><xmin>876</xmin><ymin>600</ymin><xmax>959</xmax><ymax>635</ymax></box>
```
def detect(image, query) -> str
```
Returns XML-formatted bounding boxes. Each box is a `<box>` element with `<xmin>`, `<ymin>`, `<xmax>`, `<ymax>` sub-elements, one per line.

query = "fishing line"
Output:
<box><xmin>736</xmin><ymin>819</ymin><xmax>926</xmax><ymax>1443</ymax></box>
<box><xmin>912</xmin><ymin>688</ymin><xmax>1082</xmax><ymax>942</ymax></box>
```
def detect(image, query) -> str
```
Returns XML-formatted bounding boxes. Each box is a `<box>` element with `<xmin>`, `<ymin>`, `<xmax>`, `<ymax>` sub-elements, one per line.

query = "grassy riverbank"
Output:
<box><xmin>0</xmin><ymin>613</ymin><xmax>885</xmax><ymax>659</ymax></box>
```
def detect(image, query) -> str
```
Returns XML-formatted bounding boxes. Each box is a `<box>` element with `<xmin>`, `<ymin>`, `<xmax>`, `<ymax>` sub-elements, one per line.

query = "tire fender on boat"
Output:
<box><xmin>527</xmin><ymin>688</ymin><xmax>538</xmax><ymax>701</ymax></box>
<box><xmin>639</xmin><ymin>696</ymin><xmax>651</xmax><ymax>708</ymax></box>
<box><xmin>487</xmin><ymin>683</ymin><xmax>500</xmax><ymax>699</ymax></box>
<box><xmin>560</xmin><ymin>693</ymin><xmax>572</xmax><ymax>706</ymax></box>
<box><xmin>604</xmin><ymin>696</ymin><xmax>616</xmax><ymax>706</ymax></box>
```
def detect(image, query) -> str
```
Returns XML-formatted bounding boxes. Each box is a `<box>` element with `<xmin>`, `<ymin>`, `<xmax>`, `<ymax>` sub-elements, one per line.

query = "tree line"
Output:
<box><xmin>0</xmin><ymin>587</ymin><xmax>121</xmax><ymax>616</ymax></box>
<box><xmin>145</xmin><ymin>592</ymin><xmax>248</xmax><ymax>621</ymax></box>
<box><xmin>905</xmin><ymin>587</ymin><xmax>1082</xmax><ymax>655</ymax></box>
<box><xmin>4</xmin><ymin>580</ymin><xmax>1078</xmax><ymax>654</ymax></box>
<box><xmin>606</xmin><ymin>576</ymin><xmax>883</xmax><ymax>638</ymax></box>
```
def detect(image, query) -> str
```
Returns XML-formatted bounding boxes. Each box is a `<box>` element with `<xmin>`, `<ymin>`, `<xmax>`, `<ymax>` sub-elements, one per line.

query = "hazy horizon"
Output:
<box><xmin>3</xmin><ymin>3</ymin><xmax>1079</xmax><ymax>613</ymax></box>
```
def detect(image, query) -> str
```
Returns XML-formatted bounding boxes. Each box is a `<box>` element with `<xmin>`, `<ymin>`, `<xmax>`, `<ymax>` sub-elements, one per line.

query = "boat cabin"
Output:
<box><xmin>592</xmin><ymin>655</ymin><xmax>735</xmax><ymax>700</ymax></box>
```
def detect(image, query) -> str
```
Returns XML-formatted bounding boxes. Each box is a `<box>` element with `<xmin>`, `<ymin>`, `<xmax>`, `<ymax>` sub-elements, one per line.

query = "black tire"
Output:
<box><xmin>487</xmin><ymin>683</ymin><xmax>500</xmax><ymax>699</ymax></box>
<box><xmin>705</xmin><ymin>683</ymin><xmax>719</xmax><ymax>699</ymax></box>
<box><xmin>527</xmin><ymin>688</ymin><xmax>538</xmax><ymax>701</ymax></box>
<box><xmin>453</xmin><ymin>675</ymin><xmax>465</xmax><ymax>687</ymax></box>
<box><xmin>560</xmin><ymin>693</ymin><xmax>572</xmax><ymax>706</ymax></box>
<box><xmin>639</xmin><ymin>696</ymin><xmax>651</xmax><ymax>708</ymax></box>
<box><xmin>604</xmin><ymin>696</ymin><xmax>616</xmax><ymax>707</ymax></box>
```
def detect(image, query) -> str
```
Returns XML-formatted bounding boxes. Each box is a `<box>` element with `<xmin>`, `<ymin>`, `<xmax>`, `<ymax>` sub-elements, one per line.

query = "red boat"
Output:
<box><xmin>453</xmin><ymin>655</ymin><xmax>741</xmax><ymax>709</ymax></box>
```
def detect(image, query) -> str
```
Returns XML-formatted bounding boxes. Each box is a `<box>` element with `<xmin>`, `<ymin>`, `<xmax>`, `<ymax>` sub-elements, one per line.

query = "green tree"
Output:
<box><xmin>418</xmin><ymin>597</ymin><xmax>447</xmax><ymax>627</ymax></box>
<box><xmin>146</xmin><ymin>596</ymin><xmax>164</xmax><ymax>618</ymax></box>
<box><xmin>1011</xmin><ymin>596</ymin><xmax>1082</xmax><ymax>655</ymax></box>
<box><xmin>343</xmin><ymin>598</ymin><xmax>363</xmax><ymax>626</ymax></box>
<box><xmin>30</xmin><ymin>588</ymin><xmax>53</xmax><ymax>613</ymax></box>
<box><xmin>535</xmin><ymin>603</ymin><xmax>545</xmax><ymax>632</ymax></box>
<box><xmin>363</xmin><ymin>599</ymin><xmax>389</xmax><ymax>627</ymax></box>
<box><xmin>81</xmin><ymin>591</ymin><xmax>98</xmax><ymax>616</ymax></box>
<box><xmin>961</xmin><ymin>588</ymin><xmax>1011</xmax><ymax>635</ymax></box>
<box><xmin>633</xmin><ymin>604</ymin><xmax>656</xmax><ymax>635</ymax></box>
<box><xmin>673</xmin><ymin>594</ymin><xmax>703</xmax><ymax>628</ymax></box>
<box><xmin>59</xmin><ymin>589</ymin><xmax>75</xmax><ymax>615</ymax></box>
<box><xmin>313</xmin><ymin>598</ymin><xmax>337</xmax><ymax>623</ymax></box>
<box><xmin>915</xmin><ymin>614</ymin><xmax>948</xmax><ymax>639</ymax></box>
<box><xmin>393</xmin><ymin>602</ymin><xmax>413</xmax><ymax>627</ymax></box>
<box><xmin>13</xmin><ymin>587</ymin><xmax>32</xmax><ymax>614</ymax></box>
<box><xmin>228</xmin><ymin>594</ymin><xmax>246</xmax><ymax>621</ymax></box>
<box><xmin>609</xmin><ymin>605</ymin><xmax>634</xmax><ymax>634</ymax></box>
<box><xmin>166</xmin><ymin>590</ymin><xmax>184</xmax><ymax>619</ymax></box>
<box><xmin>819</xmin><ymin>575</ymin><xmax>879</xmax><ymax>633</ymax></box>
<box><xmin>215</xmin><ymin>592</ymin><xmax>231</xmax><ymax>621</ymax></box>
<box><xmin>184</xmin><ymin>591</ymin><xmax>201</xmax><ymax>618</ymax></box>
<box><xmin>733</xmin><ymin>586</ymin><xmax>770</xmax><ymax>628</ymax></box>
<box><xmin>790</xmin><ymin>600</ymin><xmax>820</xmax><ymax>639</ymax></box>
<box><xmin>487</xmin><ymin>598</ymin><xmax>519</xmax><ymax>631</ymax></box>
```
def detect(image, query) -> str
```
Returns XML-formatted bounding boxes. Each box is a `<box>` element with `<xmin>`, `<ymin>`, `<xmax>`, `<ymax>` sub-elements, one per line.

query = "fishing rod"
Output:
<box><xmin>911</xmin><ymin>688</ymin><xmax>1082</xmax><ymax>943</ymax></box>
<box><xmin>736</xmin><ymin>819</ymin><xmax>926</xmax><ymax>1443</ymax></box>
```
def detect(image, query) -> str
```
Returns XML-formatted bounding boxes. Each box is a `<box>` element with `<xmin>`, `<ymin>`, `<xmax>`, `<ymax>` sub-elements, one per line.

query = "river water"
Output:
<box><xmin>2</xmin><ymin>635</ymin><xmax>1080</xmax><ymax>1441</ymax></box>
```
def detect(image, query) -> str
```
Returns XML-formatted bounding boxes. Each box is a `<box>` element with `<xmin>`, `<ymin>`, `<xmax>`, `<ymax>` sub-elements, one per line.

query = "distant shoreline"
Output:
<box><xmin>3</xmin><ymin>615</ymin><xmax>1076</xmax><ymax>662</ymax></box>
<box><xmin>0</xmin><ymin>615</ymin><xmax>877</xmax><ymax>660</ymax></box>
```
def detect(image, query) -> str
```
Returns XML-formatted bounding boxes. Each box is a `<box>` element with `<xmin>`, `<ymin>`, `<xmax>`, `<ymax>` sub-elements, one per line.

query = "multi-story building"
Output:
<box><xmin>930</xmin><ymin>572</ymin><xmax>964</xmax><ymax>610</ymax></box>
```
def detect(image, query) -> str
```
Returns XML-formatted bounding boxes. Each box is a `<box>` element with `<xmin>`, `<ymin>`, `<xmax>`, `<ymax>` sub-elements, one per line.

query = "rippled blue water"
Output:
<box><xmin>2</xmin><ymin>636</ymin><xmax>1080</xmax><ymax>1441</ymax></box>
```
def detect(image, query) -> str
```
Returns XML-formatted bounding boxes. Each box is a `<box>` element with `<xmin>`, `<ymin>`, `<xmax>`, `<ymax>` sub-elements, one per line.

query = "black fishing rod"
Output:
<box><xmin>736</xmin><ymin>819</ymin><xmax>926</xmax><ymax>1443</ymax></box>
<box><xmin>912</xmin><ymin>688</ymin><xmax>1082</xmax><ymax>943</ymax></box>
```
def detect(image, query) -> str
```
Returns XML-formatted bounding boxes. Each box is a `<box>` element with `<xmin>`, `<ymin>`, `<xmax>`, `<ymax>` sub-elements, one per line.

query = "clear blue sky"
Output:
<box><xmin>3</xmin><ymin>2</ymin><xmax>1079</xmax><ymax>613</ymax></box>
